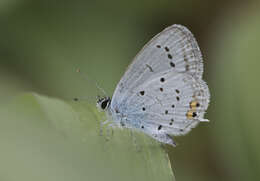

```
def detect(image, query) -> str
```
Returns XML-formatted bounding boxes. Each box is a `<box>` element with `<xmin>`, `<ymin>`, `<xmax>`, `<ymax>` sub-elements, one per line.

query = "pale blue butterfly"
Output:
<box><xmin>97</xmin><ymin>24</ymin><xmax>210</xmax><ymax>146</ymax></box>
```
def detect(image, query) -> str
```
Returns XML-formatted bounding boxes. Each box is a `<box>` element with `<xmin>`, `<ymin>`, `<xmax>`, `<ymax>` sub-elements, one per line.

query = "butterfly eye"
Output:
<box><xmin>100</xmin><ymin>98</ymin><xmax>110</xmax><ymax>110</ymax></box>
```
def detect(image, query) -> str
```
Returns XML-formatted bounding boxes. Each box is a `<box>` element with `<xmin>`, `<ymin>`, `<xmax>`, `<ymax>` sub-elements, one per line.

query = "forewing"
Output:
<box><xmin>111</xmin><ymin>24</ymin><xmax>204</xmax><ymax>107</ymax></box>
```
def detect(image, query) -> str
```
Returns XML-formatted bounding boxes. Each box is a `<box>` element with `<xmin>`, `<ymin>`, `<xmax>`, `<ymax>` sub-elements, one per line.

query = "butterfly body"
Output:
<box><xmin>97</xmin><ymin>24</ymin><xmax>210</xmax><ymax>146</ymax></box>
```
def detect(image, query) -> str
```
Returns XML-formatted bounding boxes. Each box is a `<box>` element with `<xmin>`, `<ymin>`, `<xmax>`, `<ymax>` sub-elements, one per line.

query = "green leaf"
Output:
<box><xmin>0</xmin><ymin>93</ymin><xmax>175</xmax><ymax>181</ymax></box>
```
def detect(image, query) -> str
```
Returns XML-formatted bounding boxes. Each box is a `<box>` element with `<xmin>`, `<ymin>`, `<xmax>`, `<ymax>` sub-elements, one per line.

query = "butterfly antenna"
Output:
<box><xmin>75</xmin><ymin>68</ymin><xmax>107</xmax><ymax>97</ymax></box>
<box><xmin>67</xmin><ymin>96</ymin><xmax>95</xmax><ymax>103</ymax></box>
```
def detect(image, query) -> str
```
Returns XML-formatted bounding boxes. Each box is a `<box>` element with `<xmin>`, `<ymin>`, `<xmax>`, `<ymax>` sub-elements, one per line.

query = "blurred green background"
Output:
<box><xmin>1</xmin><ymin>0</ymin><xmax>260</xmax><ymax>180</ymax></box>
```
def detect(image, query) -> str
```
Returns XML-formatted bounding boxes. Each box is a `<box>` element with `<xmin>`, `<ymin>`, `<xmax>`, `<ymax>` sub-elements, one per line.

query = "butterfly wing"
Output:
<box><xmin>115</xmin><ymin>71</ymin><xmax>209</xmax><ymax>140</ymax></box>
<box><xmin>109</xmin><ymin>24</ymin><xmax>210</xmax><ymax>145</ymax></box>
<box><xmin>111</xmin><ymin>24</ymin><xmax>204</xmax><ymax>107</ymax></box>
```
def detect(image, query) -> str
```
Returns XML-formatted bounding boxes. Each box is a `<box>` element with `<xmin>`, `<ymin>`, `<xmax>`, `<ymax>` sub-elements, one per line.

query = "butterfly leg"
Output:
<box><xmin>103</xmin><ymin>122</ymin><xmax>117</xmax><ymax>142</ymax></box>
<box><xmin>99</xmin><ymin>119</ymin><xmax>107</xmax><ymax>136</ymax></box>
<box><xmin>130</xmin><ymin>130</ymin><xmax>142</xmax><ymax>152</ymax></box>
<box><xmin>102</xmin><ymin>119</ymin><xmax>110</xmax><ymax>125</ymax></box>
<box><xmin>99</xmin><ymin>119</ymin><xmax>113</xmax><ymax>141</ymax></box>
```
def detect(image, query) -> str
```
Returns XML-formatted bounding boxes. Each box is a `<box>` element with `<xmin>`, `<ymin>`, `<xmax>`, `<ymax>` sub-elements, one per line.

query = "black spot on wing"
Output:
<box><xmin>146</xmin><ymin>64</ymin><xmax>154</xmax><ymax>72</ymax></box>
<box><xmin>192</xmin><ymin>112</ymin><xmax>197</xmax><ymax>117</ymax></box>
<box><xmin>170</xmin><ymin>62</ymin><xmax>175</xmax><ymax>67</ymax></box>
<box><xmin>160</xmin><ymin>77</ymin><xmax>165</xmax><ymax>82</ymax></box>
<box><xmin>185</xmin><ymin>64</ymin><xmax>190</xmax><ymax>71</ymax></box>
<box><xmin>169</xmin><ymin>118</ymin><xmax>174</xmax><ymax>125</ymax></box>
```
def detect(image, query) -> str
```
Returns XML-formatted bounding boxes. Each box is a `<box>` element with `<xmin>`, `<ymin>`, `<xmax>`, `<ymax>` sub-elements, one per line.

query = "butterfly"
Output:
<box><xmin>97</xmin><ymin>24</ymin><xmax>210</xmax><ymax>146</ymax></box>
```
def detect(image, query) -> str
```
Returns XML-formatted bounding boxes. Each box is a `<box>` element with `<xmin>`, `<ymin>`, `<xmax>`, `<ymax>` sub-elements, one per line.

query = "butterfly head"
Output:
<box><xmin>96</xmin><ymin>96</ymin><xmax>111</xmax><ymax>111</ymax></box>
